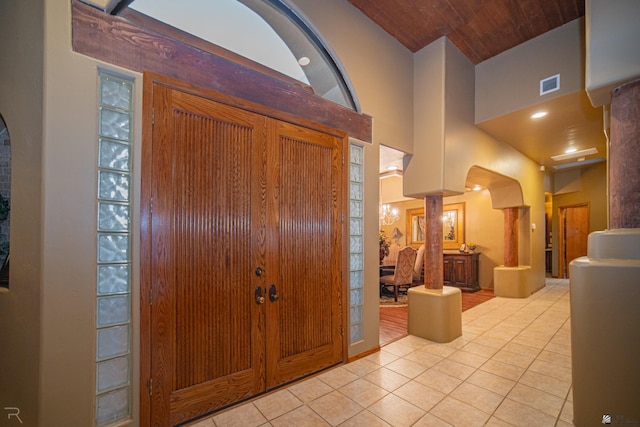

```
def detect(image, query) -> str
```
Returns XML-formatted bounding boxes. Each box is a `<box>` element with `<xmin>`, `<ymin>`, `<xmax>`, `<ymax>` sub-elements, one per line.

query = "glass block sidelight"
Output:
<box><xmin>97</xmin><ymin>265</ymin><xmax>129</xmax><ymax>295</ymax></box>
<box><xmin>97</xmin><ymin>356</ymin><xmax>130</xmax><ymax>393</ymax></box>
<box><xmin>100</xmin><ymin>75</ymin><xmax>133</xmax><ymax>111</ymax></box>
<box><xmin>96</xmin><ymin>388</ymin><xmax>130</xmax><ymax>425</ymax></box>
<box><xmin>349</xmin><ymin>143</ymin><xmax>364</xmax><ymax>344</ymax></box>
<box><xmin>97</xmin><ymin>295</ymin><xmax>130</xmax><ymax>328</ymax></box>
<box><xmin>98</xmin><ymin>202</ymin><xmax>129</xmax><ymax>231</ymax></box>
<box><xmin>96</xmin><ymin>70</ymin><xmax>133</xmax><ymax>427</ymax></box>
<box><xmin>97</xmin><ymin>325</ymin><xmax>130</xmax><ymax>361</ymax></box>
<box><xmin>99</xmin><ymin>138</ymin><xmax>130</xmax><ymax>171</ymax></box>
<box><xmin>99</xmin><ymin>108</ymin><xmax>131</xmax><ymax>141</ymax></box>
<box><xmin>99</xmin><ymin>171</ymin><xmax>130</xmax><ymax>201</ymax></box>
<box><xmin>98</xmin><ymin>234</ymin><xmax>130</xmax><ymax>263</ymax></box>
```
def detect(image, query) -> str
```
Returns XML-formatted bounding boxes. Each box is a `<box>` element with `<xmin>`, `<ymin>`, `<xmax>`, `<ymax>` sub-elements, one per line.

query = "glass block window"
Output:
<box><xmin>349</xmin><ymin>143</ymin><xmax>364</xmax><ymax>344</ymax></box>
<box><xmin>96</xmin><ymin>71</ymin><xmax>133</xmax><ymax>427</ymax></box>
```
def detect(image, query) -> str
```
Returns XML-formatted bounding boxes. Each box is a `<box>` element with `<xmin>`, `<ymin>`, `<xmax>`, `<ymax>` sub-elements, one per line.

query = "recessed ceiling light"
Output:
<box><xmin>472</xmin><ymin>185</ymin><xmax>482</xmax><ymax>191</ymax></box>
<box><xmin>565</xmin><ymin>147</ymin><xmax>577</xmax><ymax>154</ymax></box>
<box><xmin>386</xmin><ymin>166</ymin><xmax>399</xmax><ymax>171</ymax></box>
<box><xmin>298</xmin><ymin>56</ymin><xmax>310</xmax><ymax>66</ymax></box>
<box><xmin>531</xmin><ymin>111</ymin><xmax>547</xmax><ymax>119</ymax></box>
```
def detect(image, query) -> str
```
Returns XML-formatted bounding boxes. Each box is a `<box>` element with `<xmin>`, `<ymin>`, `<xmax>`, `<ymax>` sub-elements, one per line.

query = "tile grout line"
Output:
<box><xmin>439</xmin><ymin>281</ymin><xmax>571</xmax><ymax>424</ymax></box>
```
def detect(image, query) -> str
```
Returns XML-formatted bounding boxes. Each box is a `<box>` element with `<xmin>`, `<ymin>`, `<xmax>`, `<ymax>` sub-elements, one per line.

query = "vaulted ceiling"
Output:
<box><xmin>95</xmin><ymin>0</ymin><xmax>601</xmax><ymax>175</ymax></box>
<box><xmin>351</xmin><ymin>1</ymin><xmax>607</xmax><ymax>177</ymax></box>
<box><xmin>346</xmin><ymin>0</ymin><xmax>585</xmax><ymax>63</ymax></box>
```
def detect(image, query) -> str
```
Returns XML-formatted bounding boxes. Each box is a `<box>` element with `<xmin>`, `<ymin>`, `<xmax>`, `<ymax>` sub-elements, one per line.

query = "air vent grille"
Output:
<box><xmin>540</xmin><ymin>74</ymin><xmax>560</xmax><ymax>96</ymax></box>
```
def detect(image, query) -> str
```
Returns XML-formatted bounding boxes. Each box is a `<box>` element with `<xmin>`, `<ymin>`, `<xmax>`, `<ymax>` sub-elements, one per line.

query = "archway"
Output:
<box><xmin>465</xmin><ymin>166</ymin><xmax>542</xmax><ymax>297</ymax></box>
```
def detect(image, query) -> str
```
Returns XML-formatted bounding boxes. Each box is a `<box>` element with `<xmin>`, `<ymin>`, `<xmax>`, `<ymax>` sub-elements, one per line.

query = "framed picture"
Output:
<box><xmin>442</xmin><ymin>202</ymin><xmax>465</xmax><ymax>249</ymax></box>
<box><xmin>406</xmin><ymin>203</ymin><xmax>465</xmax><ymax>249</ymax></box>
<box><xmin>406</xmin><ymin>208</ymin><xmax>425</xmax><ymax>247</ymax></box>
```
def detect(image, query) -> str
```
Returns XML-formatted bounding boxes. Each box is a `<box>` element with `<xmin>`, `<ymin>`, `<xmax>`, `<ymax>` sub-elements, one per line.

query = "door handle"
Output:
<box><xmin>255</xmin><ymin>286</ymin><xmax>265</xmax><ymax>304</ymax></box>
<box><xmin>255</xmin><ymin>266</ymin><xmax>265</xmax><ymax>277</ymax></box>
<box><xmin>269</xmin><ymin>284</ymin><xmax>279</xmax><ymax>302</ymax></box>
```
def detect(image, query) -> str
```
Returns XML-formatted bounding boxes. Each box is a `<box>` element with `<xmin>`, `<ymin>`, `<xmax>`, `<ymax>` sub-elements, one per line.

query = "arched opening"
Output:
<box><xmin>0</xmin><ymin>113</ymin><xmax>11</xmax><ymax>290</ymax></box>
<box><xmin>466</xmin><ymin>166</ymin><xmax>543</xmax><ymax>297</ymax></box>
<box><xmin>127</xmin><ymin>0</ymin><xmax>360</xmax><ymax>110</ymax></box>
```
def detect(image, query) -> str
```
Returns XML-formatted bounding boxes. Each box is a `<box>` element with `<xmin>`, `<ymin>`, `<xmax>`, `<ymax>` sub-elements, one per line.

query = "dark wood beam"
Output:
<box><xmin>71</xmin><ymin>0</ymin><xmax>372</xmax><ymax>142</ymax></box>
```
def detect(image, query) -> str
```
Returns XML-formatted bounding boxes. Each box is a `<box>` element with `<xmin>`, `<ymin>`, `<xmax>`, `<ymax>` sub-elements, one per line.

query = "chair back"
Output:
<box><xmin>413</xmin><ymin>245</ymin><xmax>425</xmax><ymax>281</ymax></box>
<box><xmin>394</xmin><ymin>246</ymin><xmax>417</xmax><ymax>285</ymax></box>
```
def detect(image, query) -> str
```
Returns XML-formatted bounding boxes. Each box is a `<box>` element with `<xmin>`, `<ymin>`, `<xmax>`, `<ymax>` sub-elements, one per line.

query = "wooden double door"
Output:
<box><xmin>142</xmin><ymin>78</ymin><xmax>345</xmax><ymax>426</ymax></box>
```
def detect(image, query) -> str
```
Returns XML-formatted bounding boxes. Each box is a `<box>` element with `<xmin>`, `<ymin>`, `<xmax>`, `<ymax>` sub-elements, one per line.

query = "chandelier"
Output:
<box><xmin>379</xmin><ymin>204</ymin><xmax>399</xmax><ymax>226</ymax></box>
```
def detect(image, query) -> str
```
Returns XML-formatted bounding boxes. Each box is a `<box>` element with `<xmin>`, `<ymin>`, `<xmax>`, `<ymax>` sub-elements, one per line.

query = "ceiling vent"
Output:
<box><xmin>540</xmin><ymin>74</ymin><xmax>560</xmax><ymax>96</ymax></box>
<box><xmin>551</xmin><ymin>147</ymin><xmax>598</xmax><ymax>162</ymax></box>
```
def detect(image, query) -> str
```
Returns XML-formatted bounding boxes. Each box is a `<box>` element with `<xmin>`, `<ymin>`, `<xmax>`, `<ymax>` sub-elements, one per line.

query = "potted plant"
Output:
<box><xmin>379</xmin><ymin>230</ymin><xmax>390</xmax><ymax>262</ymax></box>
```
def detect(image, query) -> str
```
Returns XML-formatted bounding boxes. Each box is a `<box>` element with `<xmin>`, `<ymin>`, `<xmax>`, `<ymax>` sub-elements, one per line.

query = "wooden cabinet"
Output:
<box><xmin>443</xmin><ymin>252</ymin><xmax>480</xmax><ymax>292</ymax></box>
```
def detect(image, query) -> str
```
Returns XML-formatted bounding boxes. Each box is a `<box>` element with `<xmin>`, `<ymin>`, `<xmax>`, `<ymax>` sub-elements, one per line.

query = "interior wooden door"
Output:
<box><xmin>144</xmin><ymin>78</ymin><xmax>345</xmax><ymax>426</ymax></box>
<box><xmin>264</xmin><ymin>120</ymin><xmax>344</xmax><ymax>388</ymax></box>
<box><xmin>148</xmin><ymin>84</ymin><xmax>268</xmax><ymax>426</ymax></box>
<box><xmin>559</xmin><ymin>203</ymin><xmax>590</xmax><ymax>278</ymax></box>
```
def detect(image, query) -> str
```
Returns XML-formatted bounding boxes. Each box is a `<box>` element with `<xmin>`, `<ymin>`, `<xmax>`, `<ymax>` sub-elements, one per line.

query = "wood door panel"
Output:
<box><xmin>565</xmin><ymin>206</ymin><xmax>589</xmax><ymax>262</ymax></box>
<box><xmin>145</xmin><ymin>76</ymin><xmax>345</xmax><ymax>426</ymax></box>
<box><xmin>265</xmin><ymin>121</ymin><xmax>344</xmax><ymax>388</ymax></box>
<box><xmin>559</xmin><ymin>204</ymin><xmax>589</xmax><ymax>278</ymax></box>
<box><xmin>150</xmin><ymin>85</ymin><xmax>267</xmax><ymax>425</ymax></box>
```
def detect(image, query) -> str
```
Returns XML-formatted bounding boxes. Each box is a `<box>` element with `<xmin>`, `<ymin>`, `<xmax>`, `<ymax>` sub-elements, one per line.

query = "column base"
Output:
<box><xmin>570</xmin><ymin>229</ymin><xmax>640</xmax><ymax>426</ymax></box>
<box><xmin>493</xmin><ymin>265</ymin><xmax>541</xmax><ymax>298</ymax></box>
<box><xmin>407</xmin><ymin>286</ymin><xmax>461</xmax><ymax>343</ymax></box>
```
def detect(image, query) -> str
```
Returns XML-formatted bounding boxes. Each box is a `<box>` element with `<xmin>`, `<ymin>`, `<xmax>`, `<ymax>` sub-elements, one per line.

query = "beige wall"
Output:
<box><xmin>586</xmin><ymin>0</ymin><xmax>640</xmax><ymax>106</ymax></box>
<box><xmin>475</xmin><ymin>18</ymin><xmax>584</xmax><ymax>123</ymax></box>
<box><xmin>0</xmin><ymin>0</ymin><xmax>589</xmax><ymax>424</ymax></box>
<box><xmin>551</xmin><ymin>162</ymin><xmax>607</xmax><ymax>276</ymax></box>
<box><xmin>0</xmin><ymin>3</ymin><xmax>416</xmax><ymax>424</ymax></box>
<box><xmin>290</xmin><ymin>0</ymin><xmax>415</xmax><ymax>357</ymax></box>
<box><xmin>291</xmin><ymin>0</ymin><xmax>414</xmax><ymax>154</ymax></box>
<box><xmin>380</xmin><ymin>189</ymin><xmax>504</xmax><ymax>290</ymax></box>
<box><xmin>38</xmin><ymin>1</ymin><xmax>143</xmax><ymax>425</ymax></box>
<box><xmin>404</xmin><ymin>38</ymin><xmax>447</xmax><ymax>196</ymax></box>
<box><xmin>0</xmin><ymin>0</ymin><xmax>45</xmax><ymax>425</ymax></box>
<box><xmin>403</xmin><ymin>38</ymin><xmax>547</xmax><ymax>286</ymax></box>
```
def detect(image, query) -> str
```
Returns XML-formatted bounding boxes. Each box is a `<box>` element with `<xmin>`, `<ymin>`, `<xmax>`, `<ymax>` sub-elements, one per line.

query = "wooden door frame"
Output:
<box><xmin>557</xmin><ymin>202</ymin><xmax>590</xmax><ymax>279</ymax></box>
<box><xmin>141</xmin><ymin>71</ymin><xmax>349</xmax><ymax>426</ymax></box>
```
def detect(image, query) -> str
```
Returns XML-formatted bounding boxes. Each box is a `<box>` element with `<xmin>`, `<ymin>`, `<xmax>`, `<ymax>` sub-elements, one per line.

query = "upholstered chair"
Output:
<box><xmin>413</xmin><ymin>244</ymin><xmax>425</xmax><ymax>284</ymax></box>
<box><xmin>380</xmin><ymin>246</ymin><xmax>417</xmax><ymax>301</ymax></box>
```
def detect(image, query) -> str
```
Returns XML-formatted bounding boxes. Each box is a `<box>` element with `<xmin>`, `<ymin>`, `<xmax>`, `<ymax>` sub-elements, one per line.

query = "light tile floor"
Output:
<box><xmin>190</xmin><ymin>278</ymin><xmax>573</xmax><ymax>426</ymax></box>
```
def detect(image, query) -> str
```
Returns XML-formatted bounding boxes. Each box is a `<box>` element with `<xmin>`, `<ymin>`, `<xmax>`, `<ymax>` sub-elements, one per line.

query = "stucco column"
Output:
<box><xmin>424</xmin><ymin>194</ymin><xmax>443</xmax><ymax>290</ymax></box>
<box><xmin>503</xmin><ymin>207</ymin><xmax>519</xmax><ymax>267</ymax></box>
<box><xmin>570</xmin><ymin>78</ymin><xmax>640</xmax><ymax>425</ymax></box>
<box><xmin>609</xmin><ymin>78</ymin><xmax>640</xmax><ymax>229</ymax></box>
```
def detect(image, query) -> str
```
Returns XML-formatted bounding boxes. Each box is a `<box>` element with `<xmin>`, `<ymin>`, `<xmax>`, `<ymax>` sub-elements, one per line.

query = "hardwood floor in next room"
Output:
<box><xmin>380</xmin><ymin>289</ymin><xmax>495</xmax><ymax>347</ymax></box>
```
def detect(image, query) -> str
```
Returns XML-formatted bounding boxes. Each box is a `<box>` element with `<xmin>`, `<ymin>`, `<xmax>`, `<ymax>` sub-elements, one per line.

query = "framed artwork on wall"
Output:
<box><xmin>406</xmin><ymin>202</ymin><xmax>465</xmax><ymax>249</ymax></box>
<box><xmin>406</xmin><ymin>208</ymin><xmax>425</xmax><ymax>247</ymax></box>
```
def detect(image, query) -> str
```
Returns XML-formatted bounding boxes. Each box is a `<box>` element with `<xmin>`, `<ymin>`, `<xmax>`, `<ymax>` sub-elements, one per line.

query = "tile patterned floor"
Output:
<box><xmin>189</xmin><ymin>279</ymin><xmax>573</xmax><ymax>426</ymax></box>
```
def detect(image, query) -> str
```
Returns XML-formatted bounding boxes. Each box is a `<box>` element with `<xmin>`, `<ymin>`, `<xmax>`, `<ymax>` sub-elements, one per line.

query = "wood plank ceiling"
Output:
<box><xmin>346</xmin><ymin>0</ymin><xmax>585</xmax><ymax>64</ymax></box>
